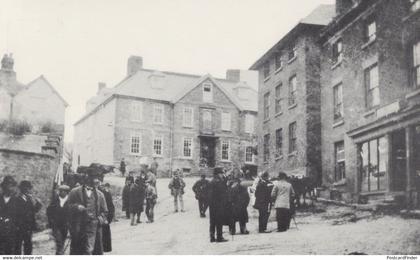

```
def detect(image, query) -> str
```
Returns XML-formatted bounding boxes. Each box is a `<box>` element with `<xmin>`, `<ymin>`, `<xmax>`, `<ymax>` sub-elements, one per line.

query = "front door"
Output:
<box><xmin>391</xmin><ymin>129</ymin><xmax>407</xmax><ymax>192</ymax></box>
<box><xmin>200</xmin><ymin>137</ymin><xmax>216</xmax><ymax>168</ymax></box>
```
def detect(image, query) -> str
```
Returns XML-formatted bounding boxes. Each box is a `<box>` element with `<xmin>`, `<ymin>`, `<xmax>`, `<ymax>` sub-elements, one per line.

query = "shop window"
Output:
<box><xmin>360</xmin><ymin>137</ymin><xmax>388</xmax><ymax>192</ymax></box>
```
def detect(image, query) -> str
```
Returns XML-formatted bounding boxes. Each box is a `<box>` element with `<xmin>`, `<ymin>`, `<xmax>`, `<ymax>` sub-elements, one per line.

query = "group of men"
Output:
<box><xmin>0</xmin><ymin>171</ymin><xmax>116</xmax><ymax>256</ymax></box>
<box><xmin>192</xmin><ymin>168</ymin><xmax>295</xmax><ymax>243</ymax></box>
<box><xmin>122</xmin><ymin>169</ymin><xmax>157</xmax><ymax>226</ymax></box>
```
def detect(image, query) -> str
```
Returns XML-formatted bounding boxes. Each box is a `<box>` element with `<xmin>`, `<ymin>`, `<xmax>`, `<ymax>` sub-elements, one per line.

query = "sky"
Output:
<box><xmin>0</xmin><ymin>0</ymin><xmax>334</xmax><ymax>142</ymax></box>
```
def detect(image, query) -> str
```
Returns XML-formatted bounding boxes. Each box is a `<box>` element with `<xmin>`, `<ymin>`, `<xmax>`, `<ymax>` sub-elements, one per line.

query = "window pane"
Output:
<box><xmin>222</xmin><ymin>141</ymin><xmax>230</xmax><ymax>160</ymax></box>
<box><xmin>372</xmin><ymin>87</ymin><xmax>380</xmax><ymax>107</ymax></box>
<box><xmin>246</xmin><ymin>146</ymin><xmax>253</xmax><ymax>162</ymax></box>
<box><xmin>360</xmin><ymin>143</ymin><xmax>369</xmax><ymax>192</ymax></box>
<box><xmin>378</xmin><ymin>137</ymin><xmax>388</xmax><ymax>191</ymax></box>
<box><xmin>414</xmin><ymin>42</ymin><xmax>420</xmax><ymax>66</ymax></box>
<box><xmin>370</xmin><ymin>66</ymin><xmax>379</xmax><ymax>89</ymax></box>
<box><xmin>369</xmin><ymin>139</ymin><xmax>378</xmax><ymax>191</ymax></box>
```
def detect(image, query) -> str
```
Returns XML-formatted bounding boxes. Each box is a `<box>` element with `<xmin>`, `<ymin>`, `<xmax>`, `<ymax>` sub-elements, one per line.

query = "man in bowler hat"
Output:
<box><xmin>208</xmin><ymin>167</ymin><xmax>229</xmax><ymax>243</ymax></box>
<box><xmin>0</xmin><ymin>176</ymin><xmax>18</xmax><ymax>255</ymax></box>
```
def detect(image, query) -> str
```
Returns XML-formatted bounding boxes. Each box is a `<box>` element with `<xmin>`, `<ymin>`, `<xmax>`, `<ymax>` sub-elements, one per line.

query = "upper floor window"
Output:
<box><xmin>365</xmin><ymin>63</ymin><xmax>380</xmax><ymax>108</ymax></box>
<box><xmin>275</xmin><ymin>53</ymin><xmax>283</xmax><ymax>70</ymax></box>
<box><xmin>332</xmin><ymin>39</ymin><xmax>343</xmax><ymax>64</ymax></box>
<box><xmin>275</xmin><ymin>83</ymin><xmax>282</xmax><ymax>114</ymax></box>
<box><xmin>245</xmin><ymin>114</ymin><xmax>255</xmax><ymax>134</ymax></box>
<box><xmin>130</xmin><ymin>131</ymin><xmax>141</xmax><ymax>154</ymax></box>
<box><xmin>410</xmin><ymin>0</ymin><xmax>420</xmax><ymax>12</ymax></box>
<box><xmin>413</xmin><ymin>41</ymin><xmax>420</xmax><ymax>88</ymax></box>
<box><xmin>263</xmin><ymin>92</ymin><xmax>270</xmax><ymax>120</ymax></box>
<box><xmin>289</xmin><ymin>122</ymin><xmax>297</xmax><ymax>153</ymax></box>
<box><xmin>288</xmin><ymin>45</ymin><xmax>297</xmax><ymax>61</ymax></box>
<box><xmin>130</xmin><ymin>101</ymin><xmax>143</xmax><ymax>122</ymax></box>
<box><xmin>365</xmin><ymin>19</ymin><xmax>377</xmax><ymax>43</ymax></box>
<box><xmin>202</xmin><ymin>109</ymin><xmax>212</xmax><ymax>130</ymax></box>
<box><xmin>221</xmin><ymin>112</ymin><xmax>231</xmax><ymax>131</ymax></box>
<box><xmin>153</xmin><ymin>104</ymin><xmax>164</xmax><ymax>124</ymax></box>
<box><xmin>275</xmin><ymin>128</ymin><xmax>283</xmax><ymax>158</ymax></box>
<box><xmin>263</xmin><ymin>133</ymin><xmax>270</xmax><ymax>163</ymax></box>
<box><xmin>335</xmin><ymin>141</ymin><xmax>345</xmax><ymax>181</ymax></box>
<box><xmin>263</xmin><ymin>62</ymin><xmax>270</xmax><ymax>79</ymax></box>
<box><xmin>288</xmin><ymin>75</ymin><xmax>297</xmax><ymax>107</ymax></box>
<box><xmin>221</xmin><ymin>140</ymin><xmax>230</xmax><ymax>161</ymax></box>
<box><xmin>203</xmin><ymin>83</ymin><xmax>213</xmax><ymax>103</ymax></box>
<box><xmin>183</xmin><ymin>106</ymin><xmax>193</xmax><ymax>128</ymax></box>
<box><xmin>333</xmin><ymin>83</ymin><xmax>344</xmax><ymax>120</ymax></box>
<box><xmin>183</xmin><ymin>137</ymin><xmax>193</xmax><ymax>158</ymax></box>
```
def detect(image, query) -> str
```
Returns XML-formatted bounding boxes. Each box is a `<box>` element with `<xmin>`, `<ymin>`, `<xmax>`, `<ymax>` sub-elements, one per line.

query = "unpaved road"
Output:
<box><xmin>33</xmin><ymin>176</ymin><xmax>420</xmax><ymax>255</ymax></box>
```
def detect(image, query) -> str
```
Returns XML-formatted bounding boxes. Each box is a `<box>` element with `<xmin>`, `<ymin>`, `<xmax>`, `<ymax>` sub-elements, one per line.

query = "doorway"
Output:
<box><xmin>200</xmin><ymin>137</ymin><xmax>216</xmax><ymax>168</ymax></box>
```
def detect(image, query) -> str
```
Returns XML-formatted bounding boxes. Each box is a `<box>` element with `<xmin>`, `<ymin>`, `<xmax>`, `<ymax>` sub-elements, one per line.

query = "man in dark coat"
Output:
<box><xmin>67</xmin><ymin>173</ymin><xmax>108</xmax><ymax>255</ymax></box>
<box><xmin>0</xmin><ymin>176</ymin><xmax>18</xmax><ymax>255</ymax></box>
<box><xmin>208</xmin><ymin>168</ymin><xmax>229</xmax><ymax>243</ymax></box>
<box><xmin>228</xmin><ymin>171</ymin><xmax>250</xmax><ymax>235</ymax></box>
<box><xmin>120</xmin><ymin>158</ymin><xmax>126</xmax><ymax>177</ymax></box>
<box><xmin>14</xmin><ymin>180</ymin><xmax>42</xmax><ymax>255</ymax></box>
<box><xmin>253</xmin><ymin>171</ymin><xmax>273</xmax><ymax>233</ymax></box>
<box><xmin>122</xmin><ymin>177</ymin><xmax>132</xmax><ymax>219</ymax></box>
<box><xmin>47</xmin><ymin>185</ymin><xmax>71</xmax><ymax>255</ymax></box>
<box><xmin>99</xmin><ymin>183</ymin><xmax>114</xmax><ymax>253</ymax></box>
<box><xmin>192</xmin><ymin>174</ymin><xmax>210</xmax><ymax>217</ymax></box>
<box><xmin>129</xmin><ymin>175</ymin><xmax>146</xmax><ymax>225</ymax></box>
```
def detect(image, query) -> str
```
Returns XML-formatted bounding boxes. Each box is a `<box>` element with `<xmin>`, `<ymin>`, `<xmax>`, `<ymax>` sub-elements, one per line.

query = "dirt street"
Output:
<box><xmin>33</xmin><ymin>176</ymin><xmax>420</xmax><ymax>255</ymax></box>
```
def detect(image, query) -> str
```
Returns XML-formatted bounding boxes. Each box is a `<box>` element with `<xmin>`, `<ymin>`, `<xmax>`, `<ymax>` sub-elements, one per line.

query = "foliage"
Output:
<box><xmin>40</xmin><ymin>121</ymin><xmax>55</xmax><ymax>133</ymax></box>
<box><xmin>6</xmin><ymin>120</ymin><xmax>32</xmax><ymax>136</ymax></box>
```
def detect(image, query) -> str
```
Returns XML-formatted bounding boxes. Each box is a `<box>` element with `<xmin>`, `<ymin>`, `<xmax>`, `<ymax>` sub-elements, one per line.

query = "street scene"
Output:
<box><xmin>1</xmin><ymin>0</ymin><xmax>420</xmax><ymax>256</ymax></box>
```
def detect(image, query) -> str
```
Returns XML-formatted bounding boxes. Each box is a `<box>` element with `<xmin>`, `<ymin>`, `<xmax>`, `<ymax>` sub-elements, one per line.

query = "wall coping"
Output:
<box><xmin>0</xmin><ymin>148</ymin><xmax>55</xmax><ymax>159</ymax></box>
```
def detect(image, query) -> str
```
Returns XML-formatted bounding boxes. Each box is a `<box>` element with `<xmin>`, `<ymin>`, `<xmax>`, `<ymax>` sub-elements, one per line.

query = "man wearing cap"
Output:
<box><xmin>192</xmin><ymin>173</ymin><xmax>210</xmax><ymax>218</ymax></box>
<box><xmin>168</xmin><ymin>170</ymin><xmax>186</xmax><ymax>213</ymax></box>
<box><xmin>208</xmin><ymin>167</ymin><xmax>229</xmax><ymax>243</ymax></box>
<box><xmin>47</xmin><ymin>185</ymin><xmax>71</xmax><ymax>255</ymax></box>
<box><xmin>0</xmin><ymin>176</ymin><xmax>19</xmax><ymax>255</ymax></box>
<box><xmin>67</xmin><ymin>172</ymin><xmax>108</xmax><ymax>255</ymax></box>
<box><xmin>14</xmin><ymin>180</ymin><xmax>42</xmax><ymax>255</ymax></box>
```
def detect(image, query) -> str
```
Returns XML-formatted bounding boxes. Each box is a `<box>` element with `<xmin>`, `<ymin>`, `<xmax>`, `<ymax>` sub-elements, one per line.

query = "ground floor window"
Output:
<box><xmin>183</xmin><ymin>138</ymin><xmax>193</xmax><ymax>158</ymax></box>
<box><xmin>221</xmin><ymin>141</ymin><xmax>230</xmax><ymax>161</ymax></box>
<box><xmin>131</xmin><ymin>132</ymin><xmax>141</xmax><ymax>154</ymax></box>
<box><xmin>335</xmin><ymin>141</ymin><xmax>345</xmax><ymax>181</ymax></box>
<box><xmin>245</xmin><ymin>146</ymin><xmax>254</xmax><ymax>163</ymax></box>
<box><xmin>359</xmin><ymin>136</ymin><xmax>388</xmax><ymax>192</ymax></box>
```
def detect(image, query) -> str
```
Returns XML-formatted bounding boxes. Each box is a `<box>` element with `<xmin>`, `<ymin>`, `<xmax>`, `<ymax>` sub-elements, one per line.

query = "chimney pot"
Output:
<box><xmin>127</xmin><ymin>56</ymin><xmax>143</xmax><ymax>77</ymax></box>
<box><xmin>97</xmin><ymin>82</ymin><xmax>106</xmax><ymax>94</ymax></box>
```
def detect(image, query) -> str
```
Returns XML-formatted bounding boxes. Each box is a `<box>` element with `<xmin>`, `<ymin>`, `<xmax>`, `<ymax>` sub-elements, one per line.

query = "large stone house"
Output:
<box><xmin>252</xmin><ymin>0</ymin><xmax>420</xmax><ymax>206</ymax></box>
<box><xmin>73</xmin><ymin>56</ymin><xmax>258</xmax><ymax>176</ymax></box>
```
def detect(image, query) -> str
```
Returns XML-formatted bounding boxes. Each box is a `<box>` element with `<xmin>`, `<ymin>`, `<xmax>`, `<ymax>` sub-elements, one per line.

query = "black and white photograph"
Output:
<box><xmin>0</xmin><ymin>0</ymin><xmax>420</xmax><ymax>257</ymax></box>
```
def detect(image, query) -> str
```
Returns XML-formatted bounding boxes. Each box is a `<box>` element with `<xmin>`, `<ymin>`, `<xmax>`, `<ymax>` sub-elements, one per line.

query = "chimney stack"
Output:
<box><xmin>127</xmin><ymin>55</ymin><xmax>143</xmax><ymax>77</ymax></box>
<box><xmin>97</xmin><ymin>82</ymin><xmax>106</xmax><ymax>94</ymax></box>
<box><xmin>336</xmin><ymin>0</ymin><xmax>356</xmax><ymax>16</ymax></box>
<box><xmin>226</xmin><ymin>69</ymin><xmax>241</xmax><ymax>82</ymax></box>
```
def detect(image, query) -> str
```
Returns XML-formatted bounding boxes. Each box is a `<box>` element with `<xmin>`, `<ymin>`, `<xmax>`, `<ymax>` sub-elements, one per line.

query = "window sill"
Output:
<box><xmin>179</xmin><ymin>157</ymin><xmax>193</xmax><ymax>160</ymax></box>
<box><xmin>406</xmin><ymin>88</ymin><xmax>420</xmax><ymax>99</ymax></box>
<box><xmin>274</xmin><ymin>111</ymin><xmax>283</xmax><ymax>118</ymax></box>
<box><xmin>359</xmin><ymin>191</ymin><xmax>386</xmax><ymax>196</ymax></box>
<box><xmin>361</xmin><ymin>38</ymin><xmax>376</xmax><ymax>50</ymax></box>
<box><xmin>263</xmin><ymin>118</ymin><xmax>270</xmax><ymax>124</ymax></box>
<box><xmin>275</xmin><ymin>66</ymin><xmax>284</xmax><ymax>74</ymax></box>
<box><xmin>287</xmin><ymin>56</ymin><xmax>297</xmax><ymax>65</ymax></box>
<box><xmin>288</xmin><ymin>151</ymin><xmax>297</xmax><ymax>157</ymax></box>
<box><xmin>153</xmin><ymin>155</ymin><xmax>163</xmax><ymax>158</ymax></box>
<box><xmin>363</xmin><ymin>109</ymin><xmax>376</xmax><ymax>118</ymax></box>
<box><xmin>331</xmin><ymin>59</ymin><xmax>342</xmax><ymax>70</ymax></box>
<box><xmin>130</xmin><ymin>153</ymin><xmax>141</xmax><ymax>156</ymax></box>
<box><xmin>221</xmin><ymin>160</ymin><xmax>232</xmax><ymax>163</ymax></box>
<box><xmin>275</xmin><ymin>155</ymin><xmax>284</xmax><ymax>161</ymax></box>
<box><xmin>263</xmin><ymin>76</ymin><xmax>271</xmax><ymax>83</ymax></box>
<box><xmin>245</xmin><ymin>162</ymin><xmax>257</xmax><ymax>165</ymax></box>
<box><xmin>332</xmin><ymin>119</ymin><xmax>345</xmax><ymax>128</ymax></box>
<box><xmin>288</xmin><ymin>103</ymin><xmax>297</xmax><ymax>110</ymax></box>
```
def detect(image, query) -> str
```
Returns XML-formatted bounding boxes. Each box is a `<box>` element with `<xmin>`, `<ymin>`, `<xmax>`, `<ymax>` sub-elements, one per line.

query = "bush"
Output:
<box><xmin>40</xmin><ymin>121</ymin><xmax>54</xmax><ymax>133</ymax></box>
<box><xmin>7</xmin><ymin>120</ymin><xmax>32</xmax><ymax>136</ymax></box>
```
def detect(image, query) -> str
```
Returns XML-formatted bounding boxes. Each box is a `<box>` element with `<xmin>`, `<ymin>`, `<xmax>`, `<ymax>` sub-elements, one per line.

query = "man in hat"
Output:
<box><xmin>145</xmin><ymin>180</ymin><xmax>157</xmax><ymax>223</ymax></box>
<box><xmin>192</xmin><ymin>173</ymin><xmax>210</xmax><ymax>217</ymax></box>
<box><xmin>254</xmin><ymin>171</ymin><xmax>273</xmax><ymax>233</ymax></box>
<box><xmin>208</xmin><ymin>167</ymin><xmax>229</xmax><ymax>243</ymax></box>
<box><xmin>0</xmin><ymin>176</ymin><xmax>18</xmax><ymax>255</ymax></box>
<box><xmin>47</xmin><ymin>185</ymin><xmax>71</xmax><ymax>255</ymax></box>
<box><xmin>271</xmin><ymin>172</ymin><xmax>295</xmax><ymax>232</ymax></box>
<box><xmin>122</xmin><ymin>177</ymin><xmax>132</xmax><ymax>219</ymax></box>
<box><xmin>14</xmin><ymin>180</ymin><xmax>42</xmax><ymax>255</ymax></box>
<box><xmin>99</xmin><ymin>183</ymin><xmax>114</xmax><ymax>253</ymax></box>
<box><xmin>120</xmin><ymin>158</ymin><xmax>126</xmax><ymax>177</ymax></box>
<box><xmin>168</xmin><ymin>170</ymin><xmax>186</xmax><ymax>213</ymax></box>
<box><xmin>67</xmin><ymin>171</ymin><xmax>108</xmax><ymax>255</ymax></box>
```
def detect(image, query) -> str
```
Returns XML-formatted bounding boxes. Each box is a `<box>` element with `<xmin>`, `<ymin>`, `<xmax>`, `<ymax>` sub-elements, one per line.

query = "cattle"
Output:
<box><xmin>287</xmin><ymin>175</ymin><xmax>317</xmax><ymax>208</ymax></box>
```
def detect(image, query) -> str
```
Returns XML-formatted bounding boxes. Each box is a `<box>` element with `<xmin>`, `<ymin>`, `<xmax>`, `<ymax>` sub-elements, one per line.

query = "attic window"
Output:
<box><xmin>203</xmin><ymin>83</ymin><xmax>213</xmax><ymax>103</ymax></box>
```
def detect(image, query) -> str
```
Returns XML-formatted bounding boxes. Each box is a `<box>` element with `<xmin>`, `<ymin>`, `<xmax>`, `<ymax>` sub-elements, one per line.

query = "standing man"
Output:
<box><xmin>145</xmin><ymin>181</ymin><xmax>157</xmax><ymax>223</ymax></box>
<box><xmin>271</xmin><ymin>172</ymin><xmax>295</xmax><ymax>232</ymax></box>
<box><xmin>192</xmin><ymin>174</ymin><xmax>210</xmax><ymax>217</ymax></box>
<box><xmin>150</xmin><ymin>158</ymin><xmax>159</xmax><ymax>176</ymax></box>
<box><xmin>0</xmin><ymin>176</ymin><xmax>18</xmax><ymax>255</ymax></box>
<box><xmin>253</xmin><ymin>171</ymin><xmax>273</xmax><ymax>233</ymax></box>
<box><xmin>122</xmin><ymin>177</ymin><xmax>132</xmax><ymax>219</ymax></box>
<box><xmin>228</xmin><ymin>169</ymin><xmax>250</xmax><ymax>235</ymax></box>
<box><xmin>120</xmin><ymin>158</ymin><xmax>126</xmax><ymax>177</ymax></box>
<box><xmin>47</xmin><ymin>185</ymin><xmax>71</xmax><ymax>255</ymax></box>
<box><xmin>99</xmin><ymin>183</ymin><xmax>114</xmax><ymax>253</ymax></box>
<box><xmin>208</xmin><ymin>168</ymin><xmax>229</xmax><ymax>243</ymax></box>
<box><xmin>67</xmin><ymin>172</ymin><xmax>108</xmax><ymax>255</ymax></box>
<box><xmin>168</xmin><ymin>171</ymin><xmax>185</xmax><ymax>213</ymax></box>
<box><xmin>14</xmin><ymin>180</ymin><xmax>42</xmax><ymax>255</ymax></box>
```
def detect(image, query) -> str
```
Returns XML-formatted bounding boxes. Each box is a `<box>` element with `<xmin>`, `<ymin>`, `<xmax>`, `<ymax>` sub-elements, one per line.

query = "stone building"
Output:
<box><xmin>73</xmin><ymin>56</ymin><xmax>258</xmax><ymax>176</ymax></box>
<box><xmin>250</xmin><ymin>5</ymin><xmax>336</xmax><ymax>181</ymax></box>
<box><xmin>319</xmin><ymin>0</ymin><xmax>420</xmax><ymax>205</ymax></box>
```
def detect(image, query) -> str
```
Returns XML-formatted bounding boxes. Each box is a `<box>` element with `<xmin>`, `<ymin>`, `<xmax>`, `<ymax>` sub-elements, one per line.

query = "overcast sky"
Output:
<box><xmin>0</xmin><ymin>0</ymin><xmax>334</xmax><ymax>142</ymax></box>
